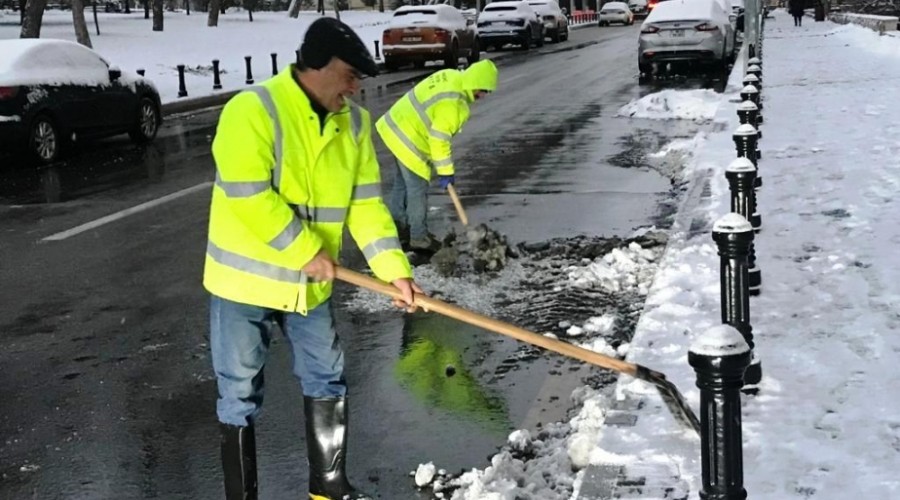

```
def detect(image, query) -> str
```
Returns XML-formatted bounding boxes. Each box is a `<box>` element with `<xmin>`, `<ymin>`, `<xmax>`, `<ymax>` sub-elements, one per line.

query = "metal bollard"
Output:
<box><xmin>712</xmin><ymin>213</ymin><xmax>762</xmax><ymax>386</ymax></box>
<box><xmin>739</xmin><ymin>84</ymin><xmax>760</xmax><ymax>112</ymax></box>
<box><xmin>177</xmin><ymin>64</ymin><xmax>188</xmax><ymax>98</ymax></box>
<box><xmin>748</xmin><ymin>44</ymin><xmax>755</xmax><ymax>59</ymax></box>
<box><xmin>244</xmin><ymin>55</ymin><xmax>254</xmax><ymax>85</ymax></box>
<box><xmin>374</xmin><ymin>40</ymin><xmax>381</xmax><ymax>60</ymax></box>
<box><xmin>733</xmin><ymin>124</ymin><xmax>759</xmax><ymax>168</ymax></box>
<box><xmin>137</xmin><ymin>68</ymin><xmax>146</xmax><ymax>76</ymax></box>
<box><xmin>271</xmin><ymin>53</ymin><xmax>278</xmax><ymax>76</ymax></box>
<box><xmin>727</xmin><ymin>158</ymin><xmax>760</xmax><ymax>233</ymax></box>
<box><xmin>748</xmin><ymin>56</ymin><xmax>762</xmax><ymax>68</ymax></box>
<box><xmin>747</xmin><ymin>64</ymin><xmax>762</xmax><ymax>85</ymax></box>
<box><xmin>212</xmin><ymin>59</ymin><xmax>222</xmax><ymax>90</ymax></box>
<box><xmin>737</xmin><ymin>100</ymin><xmax>761</xmax><ymax>139</ymax></box>
<box><xmin>689</xmin><ymin>325</ymin><xmax>751</xmax><ymax>500</ymax></box>
<box><xmin>742</xmin><ymin>73</ymin><xmax>761</xmax><ymax>92</ymax></box>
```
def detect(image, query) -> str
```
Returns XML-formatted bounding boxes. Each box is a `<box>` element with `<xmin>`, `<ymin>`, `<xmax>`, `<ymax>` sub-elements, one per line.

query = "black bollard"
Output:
<box><xmin>711</xmin><ymin>213</ymin><xmax>761</xmax><ymax>386</ymax></box>
<box><xmin>374</xmin><ymin>40</ymin><xmax>381</xmax><ymax>60</ymax></box>
<box><xmin>137</xmin><ymin>68</ymin><xmax>146</xmax><ymax>76</ymax></box>
<box><xmin>726</xmin><ymin>159</ymin><xmax>762</xmax><ymax>297</ymax></box>
<box><xmin>747</xmin><ymin>64</ymin><xmax>762</xmax><ymax>86</ymax></box>
<box><xmin>748</xmin><ymin>56</ymin><xmax>762</xmax><ymax>69</ymax></box>
<box><xmin>742</xmin><ymin>73</ymin><xmax>761</xmax><ymax>92</ymax></box>
<box><xmin>748</xmin><ymin>44</ymin><xmax>755</xmax><ymax>59</ymax></box>
<box><xmin>212</xmin><ymin>59</ymin><xmax>222</xmax><ymax>90</ymax></box>
<box><xmin>271</xmin><ymin>53</ymin><xmax>278</xmax><ymax>76</ymax></box>
<box><xmin>296</xmin><ymin>49</ymin><xmax>301</xmax><ymax>66</ymax></box>
<box><xmin>733</xmin><ymin>123</ymin><xmax>762</xmax><ymax>194</ymax></box>
<box><xmin>736</xmin><ymin>100</ymin><xmax>761</xmax><ymax>140</ymax></box>
<box><xmin>177</xmin><ymin>64</ymin><xmax>188</xmax><ymax>98</ymax></box>
<box><xmin>739</xmin><ymin>84</ymin><xmax>760</xmax><ymax>112</ymax></box>
<box><xmin>689</xmin><ymin>325</ymin><xmax>751</xmax><ymax>500</ymax></box>
<box><xmin>244</xmin><ymin>55</ymin><xmax>254</xmax><ymax>85</ymax></box>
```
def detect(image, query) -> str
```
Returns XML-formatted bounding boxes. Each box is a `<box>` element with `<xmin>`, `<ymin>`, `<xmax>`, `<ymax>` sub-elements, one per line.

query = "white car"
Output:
<box><xmin>599</xmin><ymin>1</ymin><xmax>635</xmax><ymax>25</ymax></box>
<box><xmin>477</xmin><ymin>1</ymin><xmax>545</xmax><ymax>50</ymax></box>
<box><xmin>638</xmin><ymin>0</ymin><xmax>736</xmax><ymax>76</ymax></box>
<box><xmin>528</xmin><ymin>0</ymin><xmax>570</xmax><ymax>42</ymax></box>
<box><xmin>629</xmin><ymin>0</ymin><xmax>649</xmax><ymax>15</ymax></box>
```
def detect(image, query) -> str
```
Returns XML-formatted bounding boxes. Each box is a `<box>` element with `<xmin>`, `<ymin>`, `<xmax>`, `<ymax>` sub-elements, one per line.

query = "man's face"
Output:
<box><xmin>474</xmin><ymin>90</ymin><xmax>490</xmax><ymax>101</ymax></box>
<box><xmin>317</xmin><ymin>58</ymin><xmax>363</xmax><ymax>112</ymax></box>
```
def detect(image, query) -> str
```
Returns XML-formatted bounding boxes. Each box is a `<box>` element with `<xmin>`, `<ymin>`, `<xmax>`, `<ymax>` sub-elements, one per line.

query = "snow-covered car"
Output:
<box><xmin>629</xmin><ymin>0</ymin><xmax>649</xmax><ymax>15</ymax></box>
<box><xmin>0</xmin><ymin>39</ymin><xmax>161</xmax><ymax>165</ymax></box>
<box><xmin>382</xmin><ymin>4</ymin><xmax>481</xmax><ymax>71</ymax></box>
<box><xmin>638</xmin><ymin>0</ymin><xmax>736</xmax><ymax>76</ymax></box>
<box><xmin>599</xmin><ymin>1</ymin><xmax>635</xmax><ymax>25</ymax></box>
<box><xmin>527</xmin><ymin>0</ymin><xmax>570</xmax><ymax>42</ymax></box>
<box><xmin>477</xmin><ymin>1</ymin><xmax>545</xmax><ymax>51</ymax></box>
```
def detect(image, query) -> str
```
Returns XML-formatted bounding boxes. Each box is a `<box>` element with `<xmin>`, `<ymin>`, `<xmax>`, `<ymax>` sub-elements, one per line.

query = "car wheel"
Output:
<box><xmin>536</xmin><ymin>29</ymin><xmax>545</xmax><ymax>47</ymax></box>
<box><xmin>29</xmin><ymin>114</ymin><xmax>61</xmax><ymax>165</ymax></box>
<box><xmin>129</xmin><ymin>97</ymin><xmax>161</xmax><ymax>144</ymax></box>
<box><xmin>551</xmin><ymin>28</ymin><xmax>560</xmax><ymax>43</ymax></box>
<box><xmin>521</xmin><ymin>34</ymin><xmax>531</xmax><ymax>50</ymax></box>
<box><xmin>413</xmin><ymin>60</ymin><xmax>426</xmax><ymax>69</ymax></box>
<box><xmin>638</xmin><ymin>60</ymin><xmax>652</xmax><ymax>78</ymax></box>
<box><xmin>466</xmin><ymin>40</ymin><xmax>481</xmax><ymax>64</ymax></box>
<box><xmin>384</xmin><ymin>57</ymin><xmax>401</xmax><ymax>72</ymax></box>
<box><xmin>444</xmin><ymin>41</ymin><xmax>459</xmax><ymax>68</ymax></box>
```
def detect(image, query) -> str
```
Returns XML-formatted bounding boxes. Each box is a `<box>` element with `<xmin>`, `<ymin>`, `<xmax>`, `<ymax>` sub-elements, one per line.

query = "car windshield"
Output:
<box><xmin>395</xmin><ymin>9</ymin><xmax>438</xmax><ymax>15</ymax></box>
<box><xmin>484</xmin><ymin>5</ymin><xmax>517</xmax><ymax>11</ymax></box>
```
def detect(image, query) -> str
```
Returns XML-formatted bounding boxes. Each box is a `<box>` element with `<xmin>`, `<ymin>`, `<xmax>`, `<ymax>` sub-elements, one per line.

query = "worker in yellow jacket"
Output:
<box><xmin>376</xmin><ymin>60</ymin><xmax>498</xmax><ymax>252</ymax></box>
<box><xmin>203</xmin><ymin>18</ymin><xmax>422</xmax><ymax>500</ymax></box>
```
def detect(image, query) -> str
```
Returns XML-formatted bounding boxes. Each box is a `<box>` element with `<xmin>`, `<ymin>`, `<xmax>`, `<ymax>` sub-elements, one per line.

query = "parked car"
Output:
<box><xmin>528</xmin><ymin>0</ymin><xmax>570</xmax><ymax>42</ymax></box>
<box><xmin>599</xmin><ymin>1</ymin><xmax>635</xmax><ymax>25</ymax></box>
<box><xmin>382</xmin><ymin>4</ymin><xmax>480</xmax><ymax>71</ymax></box>
<box><xmin>0</xmin><ymin>39</ymin><xmax>162</xmax><ymax>165</ymax></box>
<box><xmin>477</xmin><ymin>1</ymin><xmax>545</xmax><ymax>51</ymax></box>
<box><xmin>638</xmin><ymin>0</ymin><xmax>736</xmax><ymax>76</ymax></box>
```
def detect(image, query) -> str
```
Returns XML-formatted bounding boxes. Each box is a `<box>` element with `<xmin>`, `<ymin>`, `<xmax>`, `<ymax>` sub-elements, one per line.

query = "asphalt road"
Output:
<box><xmin>0</xmin><ymin>23</ymin><xmax>728</xmax><ymax>500</ymax></box>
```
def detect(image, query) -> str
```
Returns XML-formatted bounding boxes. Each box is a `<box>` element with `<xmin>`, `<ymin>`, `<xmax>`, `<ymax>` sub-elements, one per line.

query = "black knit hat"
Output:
<box><xmin>299</xmin><ymin>17</ymin><xmax>378</xmax><ymax>77</ymax></box>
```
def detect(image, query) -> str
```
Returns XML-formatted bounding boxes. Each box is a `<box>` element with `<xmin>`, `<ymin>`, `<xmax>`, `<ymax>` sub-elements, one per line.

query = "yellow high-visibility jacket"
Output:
<box><xmin>204</xmin><ymin>66</ymin><xmax>411</xmax><ymax>315</ymax></box>
<box><xmin>376</xmin><ymin>60</ymin><xmax>498</xmax><ymax>182</ymax></box>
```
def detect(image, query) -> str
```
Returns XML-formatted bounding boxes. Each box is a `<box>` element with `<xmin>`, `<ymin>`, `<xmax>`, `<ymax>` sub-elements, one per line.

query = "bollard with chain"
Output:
<box><xmin>271</xmin><ymin>53</ymin><xmax>278</xmax><ymax>76</ymax></box>
<box><xmin>743</xmin><ymin>73</ymin><xmax>761</xmax><ymax>92</ymax></box>
<box><xmin>712</xmin><ymin>213</ymin><xmax>762</xmax><ymax>387</ymax></box>
<box><xmin>739</xmin><ymin>84</ymin><xmax>761</xmax><ymax>113</ymax></box>
<box><xmin>737</xmin><ymin>100</ymin><xmax>761</xmax><ymax>140</ymax></box>
<box><xmin>689</xmin><ymin>325</ymin><xmax>751</xmax><ymax>500</ymax></box>
<box><xmin>212</xmin><ymin>59</ymin><xmax>222</xmax><ymax>90</ymax></box>
<box><xmin>747</xmin><ymin>64</ymin><xmax>762</xmax><ymax>86</ymax></box>
<box><xmin>177</xmin><ymin>64</ymin><xmax>188</xmax><ymax>98</ymax></box>
<box><xmin>244</xmin><ymin>55</ymin><xmax>254</xmax><ymax>85</ymax></box>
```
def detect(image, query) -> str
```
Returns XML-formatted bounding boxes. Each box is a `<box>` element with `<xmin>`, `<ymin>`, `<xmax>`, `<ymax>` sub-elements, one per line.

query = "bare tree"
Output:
<box><xmin>208</xmin><ymin>0</ymin><xmax>220</xmax><ymax>24</ymax></box>
<box><xmin>152</xmin><ymin>0</ymin><xmax>163</xmax><ymax>30</ymax></box>
<box><xmin>332</xmin><ymin>0</ymin><xmax>339</xmax><ymax>20</ymax></box>
<box><xmin>19</xmin><ymin>0</ymin><xmax>26</xmax><ymax>25</ymax></box>
<box><xmin>143</xmin><ymin>0</ymin><xmax>149</xmax><ymax>18</ymax></box>
<box><xmin>71</xmin><ymin>0</ymin><xmax>93</xmax><ymax>46</ymax></box>
<box><xmin>20</xmin><ymin>0</ymin><xmax>47</xmax><ymax>38</ymax></box>
<box><xmin>379</xmin><ymin>0</ymin><xmax>384</xmax><ymax>12</ymax></box>
<box><xmin>317</xmin><ymin>0</ymin><xmax>323</xmax><ymax>13</ymax></box>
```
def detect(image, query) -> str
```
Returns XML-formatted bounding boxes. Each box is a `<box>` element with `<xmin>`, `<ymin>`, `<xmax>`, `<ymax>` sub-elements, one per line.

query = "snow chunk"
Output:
<box><xmin>690</xmin><ymin>325</ymin><xmax>750</xmax><ymax>357</ymax></box>
<box><xmin>415</xmin><ymin>462</ymin><xmax>437</xmax><ymax>487</ymax></box>
<box><xmin>617</xmin><ymin>89</ymin><xmax>722</xmax><ymax>121</ymax></box>
<box><xmin>507</xmin><ymin>429</ymin><xmax>532</xmax><ymax>452</ymax></box>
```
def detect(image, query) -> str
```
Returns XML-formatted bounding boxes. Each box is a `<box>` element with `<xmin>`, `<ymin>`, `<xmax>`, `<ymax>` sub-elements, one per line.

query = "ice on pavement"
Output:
<box><xmin>616</xmin><ymin>89</ymin><xmax>721</xmax><ymax>121</ymax></box>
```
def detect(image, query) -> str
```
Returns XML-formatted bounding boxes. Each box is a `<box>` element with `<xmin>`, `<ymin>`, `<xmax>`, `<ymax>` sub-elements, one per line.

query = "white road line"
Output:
<box><xmin>503</xmin><ymin>74</ymin><xmax>528</xmax><ymax>84</ymax></box>
<box><xmin>42</xmin><ymin>181</ymin><xmax>213</xmax><ymax>242</ymax></box>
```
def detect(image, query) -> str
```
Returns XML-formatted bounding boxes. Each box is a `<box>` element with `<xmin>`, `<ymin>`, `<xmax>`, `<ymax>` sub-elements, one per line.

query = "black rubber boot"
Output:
<box><xmin>220</xmin><ymin>423</ymin><xmax>258</xmax><ymax>500</ymax></box>
<box><xmin>304</xmin><ymin>396</ymin><xmax>373</xmax><ymax>500</ymax></box>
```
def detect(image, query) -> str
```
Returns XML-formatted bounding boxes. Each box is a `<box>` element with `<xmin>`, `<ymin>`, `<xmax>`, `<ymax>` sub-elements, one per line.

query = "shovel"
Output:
<box><xmin>335</xmin><ymin>267</ymin><xmax>701</xmax><ymax>434</ymax></box>
<box><xmin>446</xmin><ymin>184</ymin><xmax>469</xmax><ymax>226</ymax></box>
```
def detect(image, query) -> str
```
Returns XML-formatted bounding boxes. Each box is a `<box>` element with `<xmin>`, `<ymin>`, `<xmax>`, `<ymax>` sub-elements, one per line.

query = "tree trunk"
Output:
<box><xmin>186</xmin><ymin>0</ymin><xmax>190</xmax><ymax>14</ymax></box>
<box><xmin>317</xmin><ymin>0</ymin><xmax>324</xmax><ymax>14</ymax></box>
<box><xmin>287</xmin><ymin>0</ymin><xmax>302</xmax><ymax>16</ymax></box>
<box><xmin>20</xmin><ymin>0</ymin><xmax>47</xmax><ymax>38</ymax></box>
<box><xmin>152</xmin><ymin>0</ymin><xmax>163</xmax><ymax>30</ymax></box>
<box><xmin>378</xmin><ymin>0</ymin><xmax>383</xmax><ymax>12</ymax></box>
<box><xmin>144</xmin><ymin>0</ymin><xmax>150</xmax><ymax>19</ymax></box>
<box><xmin>248</xmin><ymin>7</ymin><xmax>253</xmax><ymax>21</ymax></box>
<box><xmin>71</xmin><ymin>0</ymin><xmax>93</xmax><ymax>47</ymax></box>
<box><xmin>208</xmin><ymin>0</ymin><xmax>219</xmax><ymax>24</ymax></box>
<box><xmin>92</xmin><ymin>0</ymin><xmax>100</xmax><ymax>35</ymax></box>
<box><xmin>19</xmin><ymin>0</ymin><xmax>27</xmax><ymax>25</ymax></box>
<box><xmin>124</xmin><ymin>0</ymin><xmax>131</xmax><ymax>14</ymax></box>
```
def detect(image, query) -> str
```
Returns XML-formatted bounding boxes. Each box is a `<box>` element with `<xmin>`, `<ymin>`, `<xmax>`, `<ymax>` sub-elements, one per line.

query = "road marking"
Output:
<box><xmin>42</xmin><ymin>181</ymin><xmax>213</xmax><ymax>242</ymax></box>
<box><xmin>503</xmin><ymin>74</ymin><xmax>527</xmax><ymax>84</ymax></box>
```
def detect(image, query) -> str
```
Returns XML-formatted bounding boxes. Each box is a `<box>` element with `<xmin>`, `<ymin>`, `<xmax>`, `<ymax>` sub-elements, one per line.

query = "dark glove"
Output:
<box><xmin>437</xmin><ymin>175</ymin><xmax>455</xmax><ymax>189</ymax></box>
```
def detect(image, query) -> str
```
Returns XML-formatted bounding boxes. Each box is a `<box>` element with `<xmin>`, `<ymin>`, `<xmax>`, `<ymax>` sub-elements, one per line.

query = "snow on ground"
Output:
<box><xmin>0</xmin><ymin>9</ymin><xmax>392</xmax><ymax>103</ymax></box>
<box><xmin>616</xmin><ymin>88</ymin><xmax>721</xmax><ymax>121</ymax></box>
<box><xmin>414</xmin><ymin>13</ymin><xmax>900</xmax><ymax>500</ymax></box>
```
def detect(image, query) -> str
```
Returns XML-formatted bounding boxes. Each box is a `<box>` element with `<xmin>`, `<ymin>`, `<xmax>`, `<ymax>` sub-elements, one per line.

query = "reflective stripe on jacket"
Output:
<box><xmin>204</xmin><ymin>66</ymin><xmax>411</xmax><ymax>314</ymax></box>
<box><xmin>375</xmin><ymin>69</ymin><xmax>472</xmax><ymax>181</ymax></box>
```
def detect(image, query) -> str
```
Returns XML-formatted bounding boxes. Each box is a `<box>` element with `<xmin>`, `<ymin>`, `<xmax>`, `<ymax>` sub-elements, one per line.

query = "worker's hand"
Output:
<box><xmin>391</xmin><ymin>278</ymin><xmax>425</xmax><ymax>313</ymax></box>
<box><xmin>437</xmin><ymin>175</ymin><xmax>455</xmax><ymax>190</ymax></box>
<box><xmin>302</xmin><ymin>249</ymin><xmax>336</xmax><ymax>282</ymax></box>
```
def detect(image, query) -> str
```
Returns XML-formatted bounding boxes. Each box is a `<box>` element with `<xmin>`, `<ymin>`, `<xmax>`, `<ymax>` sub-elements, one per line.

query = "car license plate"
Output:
<box><xmin>670</xmin><ymin>29</ymin><xmax>685</xmax><ymax>37</ymax></box>
<box><xmin>402</xmin><ymin>36</ymin><xmax>422</xmax><ymax>42</ymax></box>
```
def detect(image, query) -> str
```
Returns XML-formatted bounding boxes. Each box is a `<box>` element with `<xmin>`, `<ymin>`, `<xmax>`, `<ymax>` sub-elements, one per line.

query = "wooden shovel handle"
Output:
<box><xmin>335</xmin><ymin>267</ymin><xmax>638</xmax><ymax>377</ymax></box>
<box><xmin>446</xmin><ymin>184</ymin><xmax>469</xmax><ymax>226</ymax></box>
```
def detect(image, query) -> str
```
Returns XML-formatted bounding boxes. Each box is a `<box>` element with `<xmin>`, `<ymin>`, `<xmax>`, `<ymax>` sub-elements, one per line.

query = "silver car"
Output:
<box><xmin>637</xmin><ymin>0</ymin><xmax>735</xmax><ymax>75</ymax></box>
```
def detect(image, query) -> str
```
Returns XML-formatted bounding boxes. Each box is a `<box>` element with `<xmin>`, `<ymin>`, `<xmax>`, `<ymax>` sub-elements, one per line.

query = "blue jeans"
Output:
<box><xmin>388</xmin><ymin>161</ymin><xmax>430</xmax><ymax>240</ymax></box>
<box><xmin>209</xmin><ymin>295</ymin><xmax>347</xmax><ymax>427</ymax></box>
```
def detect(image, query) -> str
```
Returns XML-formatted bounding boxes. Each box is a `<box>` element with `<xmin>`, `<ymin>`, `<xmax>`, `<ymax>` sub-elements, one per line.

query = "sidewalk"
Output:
<box><xmin>574</xmin><ymin>11</ymin><xmax>900</xmax><ymax>500</ymax></box>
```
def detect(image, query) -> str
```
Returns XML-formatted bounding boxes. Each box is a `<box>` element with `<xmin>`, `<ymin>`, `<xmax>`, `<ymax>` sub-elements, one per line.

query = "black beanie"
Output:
<box><xmin>299</xmin><ymin>17</ymin><xmax>379</xmax><ymax>77</ymax></box>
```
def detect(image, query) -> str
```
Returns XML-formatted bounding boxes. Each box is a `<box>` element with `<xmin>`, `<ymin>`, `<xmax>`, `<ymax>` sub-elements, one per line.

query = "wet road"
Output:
<box><xmin>0</xmin><ymin>24</ymin><xmax>727</xmax><ymax>500</ymax></box>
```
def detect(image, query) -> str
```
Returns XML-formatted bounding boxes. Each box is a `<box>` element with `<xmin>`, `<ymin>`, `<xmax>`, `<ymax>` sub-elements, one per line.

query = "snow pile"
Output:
<box><xmin>565</xmin><ymin>242</ymin><xmax>659</xmax><ymax>294</ymax></box>
<box><xmin>828</xmin><ymin>23</ymin><xmax>900</xmax><ymax>58</ymax></box>
<box><xmin>616</xmin><ymin>89</ymin><xmax>722</xmax><ymax>121</ymax></box>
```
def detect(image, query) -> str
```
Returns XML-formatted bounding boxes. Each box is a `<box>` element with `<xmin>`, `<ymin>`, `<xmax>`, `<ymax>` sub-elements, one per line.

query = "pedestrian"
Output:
<box><xmin>788</xmin><ymin>0</ymin><xmax>804</xmax><ymax>26</ymax></box>
<box><xmin>376</xmin><ymin>60</ymin><xmax>499</xmax><ymax>253</ymax></box>
<box><xmin>204</xmin><ymin>17</ymin><xmax>423</xmax><ymax>500</ymax></box>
